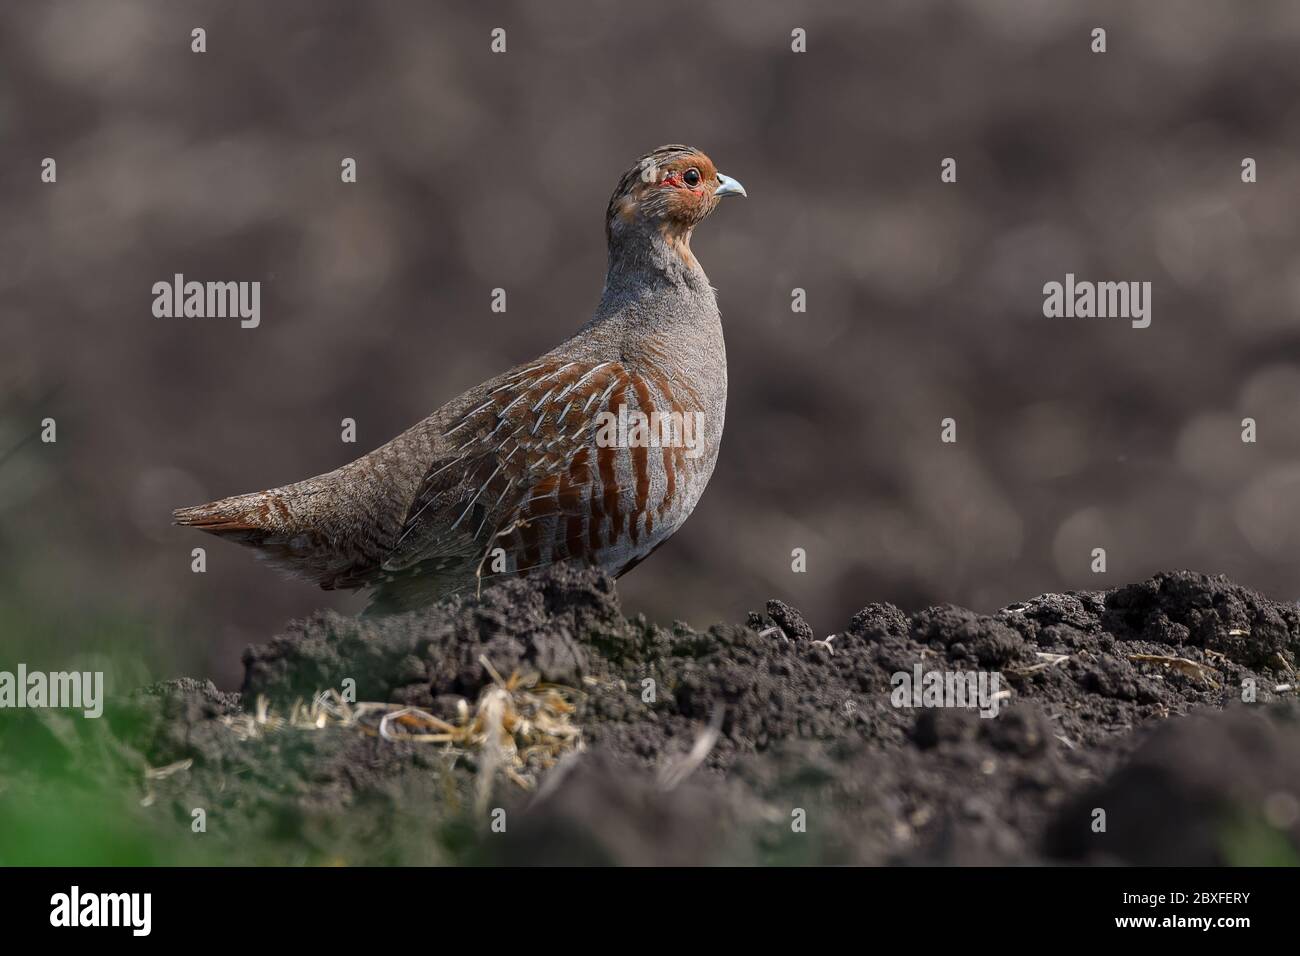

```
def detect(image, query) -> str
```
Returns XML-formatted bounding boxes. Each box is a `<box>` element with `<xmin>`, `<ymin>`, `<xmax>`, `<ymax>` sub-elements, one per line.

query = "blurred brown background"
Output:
<box><xmin>4</xmin><ymin>1</ymin><xmax>1300</xmax><ymax>686</ymax></box>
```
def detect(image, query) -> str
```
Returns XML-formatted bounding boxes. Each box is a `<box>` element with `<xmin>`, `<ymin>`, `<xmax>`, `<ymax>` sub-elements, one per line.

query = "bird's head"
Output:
<box><xmin>605</xmin><ymin>145</ymin><xmax>746</xmax><ymax>269</ymax></box>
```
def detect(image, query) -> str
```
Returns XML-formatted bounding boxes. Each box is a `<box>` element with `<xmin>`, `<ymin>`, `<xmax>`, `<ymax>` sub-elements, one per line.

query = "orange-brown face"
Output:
<box><xmin>607</xmin><ymin>145</ymin><xmax>746</xmax><ymax>243</ymax></box>
<box><xmin>645</xmin><ymin>151</ymin><xmax>721</xmax><ymax>228</ymax></box>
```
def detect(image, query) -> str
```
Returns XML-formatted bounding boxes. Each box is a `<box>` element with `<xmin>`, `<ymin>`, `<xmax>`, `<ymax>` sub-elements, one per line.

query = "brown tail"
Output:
<box><xmin>173</xmin><ymin>491</ymin><xmax>281</xmax><ymax>534</ymax></box>
<box><xmin>173</xmin><ymin>488</ymin><xmax>359</xmax><ymax>590</ymax></box>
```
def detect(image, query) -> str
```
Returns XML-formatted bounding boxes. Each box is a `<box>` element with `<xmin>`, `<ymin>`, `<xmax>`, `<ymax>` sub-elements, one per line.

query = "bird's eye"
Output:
<box><xmin>682</xmin><ymin>168</ymin><xmax>701</xmax><ymax>188</ymax></box>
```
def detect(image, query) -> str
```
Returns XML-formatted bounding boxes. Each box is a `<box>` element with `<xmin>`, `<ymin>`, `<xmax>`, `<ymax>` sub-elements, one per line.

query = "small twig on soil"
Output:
<box><xmin>810</xmin><ymin>634</ymin><xmax>837</xmax><ymax>654</ymax></box>
<box><xmin>475</xmin><ymin>685</ymin><xmax>511</xmax><ymax>815</ymax></box>
<box><xmin>140</xmin><ymin>758</ymin><xmax>193</xmax><ymax>808</ymax></box>
<box><xmin>1127</xmin><ymin>653</ymin><xmax>1219</xmax><ymax>687</ymax></box>
<box><xmin>378</xmin><ymin>707</ymin><xmax>458</xmax><ymax>742</ymax></box>
<box><xmin>145</xmin><ymin>758</ymin><xmax>193</xmax><ymax>780</ymax></box>
<box><xmin>658</xmin><ymin>708</ymin><xmax>725</xmax><ymax>791</ymax></box>
<box><xmin>759</xmin><ymin>624</ymin><xmax>836</xmax><ymax>653</ymax></box>
<box><xmin>1006</xmin><ymin>652</ymin><xmax>1070</xmax><ymax>678</ymax></box>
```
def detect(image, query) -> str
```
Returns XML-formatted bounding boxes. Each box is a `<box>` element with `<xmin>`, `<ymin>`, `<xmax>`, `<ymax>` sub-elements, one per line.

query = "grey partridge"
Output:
<box><xmin>174</xmin><ymin>145</ymin><xmax>746</xmax><ymax>613</ymax></box>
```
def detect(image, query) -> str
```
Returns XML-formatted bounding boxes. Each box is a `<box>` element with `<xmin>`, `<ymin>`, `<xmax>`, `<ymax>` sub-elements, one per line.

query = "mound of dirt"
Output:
<box><xmin>2</xmin><ymin>568</ymin><xmax>1298</xmax><ymax>865</ymax></box>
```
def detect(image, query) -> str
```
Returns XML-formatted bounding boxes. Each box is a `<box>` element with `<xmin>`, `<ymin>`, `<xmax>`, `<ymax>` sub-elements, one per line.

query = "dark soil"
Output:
<box><xmin>3</xmin><ymin>569</ymin><xmax>1299</xmax><ymax>865</ymax></box>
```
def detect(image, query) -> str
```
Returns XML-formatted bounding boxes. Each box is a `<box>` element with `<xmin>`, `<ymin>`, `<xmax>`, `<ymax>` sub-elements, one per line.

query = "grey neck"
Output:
<box><xmin>590</xmin><ymin>219</ymin><xmax>715</xmax><ymax>330</ymax></box>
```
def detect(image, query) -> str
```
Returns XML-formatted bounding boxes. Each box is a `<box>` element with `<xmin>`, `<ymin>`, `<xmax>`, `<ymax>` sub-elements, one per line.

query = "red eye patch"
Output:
<box><xmin>661</xmin><ymin>170</ymin><xmax>703</xmax><ymax>193</ymax></box>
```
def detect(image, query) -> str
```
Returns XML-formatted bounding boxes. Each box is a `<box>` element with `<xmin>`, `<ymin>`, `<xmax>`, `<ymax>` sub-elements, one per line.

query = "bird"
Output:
<box><xmin>174</xmin><ymin>145</ymin><xmax>746</xmax><ymax>614</ymax></box>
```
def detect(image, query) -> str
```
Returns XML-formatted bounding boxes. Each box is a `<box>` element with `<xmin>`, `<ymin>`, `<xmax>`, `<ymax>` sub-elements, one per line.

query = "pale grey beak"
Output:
<box><xmin>714</xmin><ymin>173</ymin><xmax>747</xmax><ymax>198</ymax></box>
